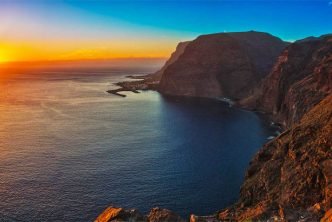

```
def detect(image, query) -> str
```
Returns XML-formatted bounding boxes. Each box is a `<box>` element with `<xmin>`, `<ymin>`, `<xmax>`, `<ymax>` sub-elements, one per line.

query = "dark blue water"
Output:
<box><xmin>0</xmin><ymin>67</ymin><xmax>275</xmax><ymax>221</ymax></box>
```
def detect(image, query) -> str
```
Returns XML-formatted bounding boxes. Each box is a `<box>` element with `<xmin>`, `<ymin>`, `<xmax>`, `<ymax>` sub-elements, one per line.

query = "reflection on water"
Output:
<box><xmin>0</xmin><ymin>67</ymin><xmax>274</xmax><ymax>221</ymax></box>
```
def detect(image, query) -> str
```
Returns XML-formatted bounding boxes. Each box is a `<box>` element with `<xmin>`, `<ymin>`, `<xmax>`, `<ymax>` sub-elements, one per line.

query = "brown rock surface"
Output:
<box><xmin>147</xmin><ymin>207</ymin><xmax>185</xmax><ymax>222</ymax></box>
<box><xmin>190</xmin><ymin>214</ymin><xmax>220</xmax><ymax>222</ymax></box>
<box><xmin>95</xmin><ymin>206</ymin><xmax>185</xmax><ymax>222</ymax></box>
<box><xmin>321</xmin><ymin>208</ymin><xmax>332</xmax><ymax>222</ymax></box>
<box><xmin>101</xmin><ymin>33</ymin><xmax>332</xmax><ymax>222</ymax></box>
<box><xmin>146</xmin><ymin>41</ymin><xmax>190</xmax><ymax>81</ymax></box>
<box><xmin>107</xmin><ymin>41</ymin><xmax>189</xmax><ymax>96</ymax></box>
<box><xmin>94</xmin><ymin>206</ymin><xmax>124</xmax><ymax>222</ymax></box>
<box><xmin>94</xmin><ymin>206</ymin><xmax>145</xmax><ymax>222</ymax></box>
<box><xmin>240</xmin><ymin>34</ymin><xmax>332</xmax><ymax>127</ymax></box>
<box><xmin>219</xmin><ymin>94</ymin><xmax>332</xmax><ymax>221</ymax></box>
<box><xmin>159</xmin><ymin>31</ymin><xmax>288</xmax><ymax>99</ymax></box>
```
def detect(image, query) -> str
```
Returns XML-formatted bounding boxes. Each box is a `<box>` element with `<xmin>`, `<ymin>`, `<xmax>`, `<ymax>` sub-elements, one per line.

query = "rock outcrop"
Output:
<box><xmin>240</xmin><ymin>34</ymin><xmax>332</xmax><ymax>127</ymax></box>
<box><xmin>147</xmin><ymin>207</ymin><xmax>185</xmax><ymax>222</ymax></box>
<box><xmin>94</xmin><ymin>206</ymin><xmax>145</xmax><ymax>222</ymax></box>
<box><xmin>94</xmin><ymin>206</ymin><xmax>185</xmax><ymax>222</ymax></box>
<box><xmin>107</xmin><ymin>41</ymin><xmax>190</xmax><ymax>96</ymax></box>
<box><xmin>159</xmin><ymin>31</ymin><xmax>288</xmax><ymax>99</ymax></box>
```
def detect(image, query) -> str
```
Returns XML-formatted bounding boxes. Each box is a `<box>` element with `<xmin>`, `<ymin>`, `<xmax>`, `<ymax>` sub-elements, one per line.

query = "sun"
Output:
<box><xmin>0</xmin><ymin>48</ymin><xmax>14</xmax><ymax>64</ymax></box>
<box><xmin>0</xmin><ymin>54</ymin><xmax>10</xmax><ymax>64</ymax></box>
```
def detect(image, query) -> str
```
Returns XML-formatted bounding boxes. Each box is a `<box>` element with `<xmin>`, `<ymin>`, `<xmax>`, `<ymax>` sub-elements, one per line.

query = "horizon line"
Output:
<box><xmin>0</xmin><ymin>57</ymin><xmax>168</xmax><ymax>66</ymax></box>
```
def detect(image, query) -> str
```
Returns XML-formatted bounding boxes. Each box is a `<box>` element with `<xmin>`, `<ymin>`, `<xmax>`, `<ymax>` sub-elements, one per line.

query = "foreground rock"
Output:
<box><xmin>159</xmin><ymin>31</ymin><xmax>288</xmax><ymax>99</ymax></box>
<box><xmin>95</xmin><ymin>206</ymin><xmax>185</xmax><ymax>222</ymax></box>
<box><xmin>147</xmin><ymin>208</ymin><xmax>185</xmax><ymax>222</ymax></box>
<box><xmin>95</xmin><ymin>206</ymin><xmax>144</xmax><ymax>222</ymax></box>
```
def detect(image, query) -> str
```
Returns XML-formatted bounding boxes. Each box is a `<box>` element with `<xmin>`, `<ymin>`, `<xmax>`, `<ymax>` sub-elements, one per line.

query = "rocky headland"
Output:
<box><xmin>100</xmin><ymin>32</ymin><xmax>332</xmax><ymax>221</ymax></box>
<box><xmin>159</xmin><ymin>31</ymin><xmax>288</xmax><ymax>99</ymax></box>
<box><xmin>107</xmin><ymin>41</ymin><xmax>190</xmax><ymax>97</ymax></box>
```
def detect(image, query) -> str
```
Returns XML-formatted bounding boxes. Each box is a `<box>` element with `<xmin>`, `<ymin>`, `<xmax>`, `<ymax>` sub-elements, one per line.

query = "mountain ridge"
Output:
<box><xmin>159</xmin><ymin>31</ymin><xmax>288</xmax><ymax>99</ymax></box>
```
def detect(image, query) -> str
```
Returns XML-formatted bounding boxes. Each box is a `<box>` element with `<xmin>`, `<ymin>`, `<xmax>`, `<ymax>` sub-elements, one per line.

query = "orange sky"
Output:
<box><xmin>0</xmin><ymin>2</ymin><xmax>192</xmax><ymax>63</ymax></box>
<box><xmin>0</xmin><ymin>39</ymin><xmax>178</xmax><ymax>63</ymax></box>
<box><xmin>1</xmin><ymin>1</ymin><xmax>331</xmax><ymax>63</ymax></box>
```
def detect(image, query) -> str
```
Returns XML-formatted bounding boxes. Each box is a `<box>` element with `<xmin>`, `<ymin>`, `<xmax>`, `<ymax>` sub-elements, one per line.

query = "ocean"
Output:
<box><xmin>0</xmin><ymin>65</ymin><xmax>275</xmax><ymax>221</ymax></box>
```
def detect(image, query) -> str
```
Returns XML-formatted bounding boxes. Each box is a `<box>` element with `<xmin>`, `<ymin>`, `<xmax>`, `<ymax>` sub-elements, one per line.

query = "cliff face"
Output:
<box><xmin>219</xmin><ymin>94</ymin><xmax>332</xmax><ymax>221</ymax></box>
<box><xmin>216</xmin><ymin>35</ymin><xmax>332</xmax><ymax>221</ymax></box>
<box><xmin>106</xmin><ymin>41</ymin><xmax>190</xmax><ymax>96</ymax></box>
<box><xmin>146</xmin><ymin>41</ymin><xmax>190</xmax><ymax>81</ymax></box>
<box><xmin>241</xmin><ymin>35</ymin><xmax>332</xmax><ymax>127</ymax></box>
<box><xmin>99</xmin><ymin>33</ymin><xmax>332</xmax><ymax>222</ymax></box>
<box><xmin>159</xmin><ymin>31</ymin><xmax>288</xmax><ymax>99</ymax></box>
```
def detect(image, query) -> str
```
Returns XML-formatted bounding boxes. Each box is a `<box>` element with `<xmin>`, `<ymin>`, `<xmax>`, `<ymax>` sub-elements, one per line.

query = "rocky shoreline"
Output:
<box><xmin>100</xmin><ymin>31</ymin><xmax>332</xmax><ymax>221</ymax></box>
<box><xmin>107</xmin><ymin>40</ymin><xmax>190</xmax><ymax>98</ymax></box>
<box><xmin>95</xmin><ymin>206</ymin><xmax>187</xmax><ymax>222</ymax></box>
<box><xmin>107</xmin><ymin>75</ymin><xmax>159</xmax><ymax>97</ymax></box>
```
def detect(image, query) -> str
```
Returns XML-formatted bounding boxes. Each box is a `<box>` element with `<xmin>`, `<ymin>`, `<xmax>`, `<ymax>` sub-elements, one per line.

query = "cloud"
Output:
<box><xmin>329</xmin><ymin>1</ymin><xmax>332</xmax><ymax>6</ymax></box>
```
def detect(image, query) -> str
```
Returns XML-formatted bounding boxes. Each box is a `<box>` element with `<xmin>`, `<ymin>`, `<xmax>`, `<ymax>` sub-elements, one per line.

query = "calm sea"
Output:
<box><xmin>0</xmin><ymin>65</ymin><xmax>275</xmax><ymax>221</ymax></box>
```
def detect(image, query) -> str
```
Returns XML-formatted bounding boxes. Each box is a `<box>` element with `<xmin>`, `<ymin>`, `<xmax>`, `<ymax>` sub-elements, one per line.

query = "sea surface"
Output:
<box><xmin>0</xmin><ymin>65</ymin><xmax>276</xmax><ymax>221</ymax></box>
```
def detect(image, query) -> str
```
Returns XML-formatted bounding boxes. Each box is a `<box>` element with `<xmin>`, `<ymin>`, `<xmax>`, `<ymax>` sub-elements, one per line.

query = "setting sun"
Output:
<box><xmin>0</xmin><ymin>53</ymin><xmax>9</xmax><ymax>63</ymax></box>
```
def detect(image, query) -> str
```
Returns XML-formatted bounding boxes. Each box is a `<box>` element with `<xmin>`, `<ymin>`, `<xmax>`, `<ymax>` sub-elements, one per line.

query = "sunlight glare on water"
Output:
<box><xmin>0</xmin><ymin>66</ymin><xmax>275</xmax><ymax>221</ymax></box>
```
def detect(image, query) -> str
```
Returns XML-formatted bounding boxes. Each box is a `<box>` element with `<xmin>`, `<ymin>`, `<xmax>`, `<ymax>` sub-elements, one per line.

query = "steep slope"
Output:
<box><xmin>159</xmin><ymin>31</ymin><xmax>288</xmax><ymax>99</ymax></box>
<box><xmin>99</xmin><ymin>33</ymin><xmax>332</xmax><ymax>222</ymax></box>
<box><xmin>145</xmin><ymin>41</ymin><xmax>190</xmax><ymax>81</ymax></box>
<box><xmin>106</xmin><ymin>41</ymin><xmax>190</xmax><ymax>96</ymax></box>
<box><xmin>218</xmin><ymin>94</ymin><xmax>332</xmax><ymax>221</ymax></box>
<box><xmin>241</xmin><ymin>35</ymin><xmax>332</xmax><ymax>126</ymax></box>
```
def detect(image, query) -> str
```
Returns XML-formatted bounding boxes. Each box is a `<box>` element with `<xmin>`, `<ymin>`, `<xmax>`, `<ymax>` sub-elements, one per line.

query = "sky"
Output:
<box><xmin>0</xmin><ymin>0</ymin><xmax>331</xmax><ymax>63</ymax></box>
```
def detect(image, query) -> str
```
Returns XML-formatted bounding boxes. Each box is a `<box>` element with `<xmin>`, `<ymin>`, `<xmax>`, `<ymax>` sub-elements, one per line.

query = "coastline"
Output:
<box><xmin>107</xmin><ymin>76</ymin><xmax>284</xmax><ymax>132</ymax></box>
<box><xmin>98</xmin><ymin>87</ymin><xmax>332</xmax><ymax>222</ymax></box>
<box><xmin>100</xmin><ymin>33</ymin><xmax>332</xmax><ymax>221</ymax></box>
<box><xmin>107</xmin><ymin>75</ymin><xmax>159</xmax><ymax>97</ymax></box>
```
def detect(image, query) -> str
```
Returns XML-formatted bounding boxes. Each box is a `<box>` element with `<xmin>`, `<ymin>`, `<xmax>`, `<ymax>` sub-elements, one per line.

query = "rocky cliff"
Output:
<box><xmin>218</xmin><ymin>94</ymin><xmax>332</xmax><ymax>221</ymax></box>
<box><xmin>241</xmin><ymin>35</ymin><xmax>332</xmax><ymax>127</ymax></box>
<box><xmin>107</xmin><ymin>41</ymin><xmax>190</xmax><ymax>97</ymax></box>
<box><xmin>146</xmin><ymin>41</ymin><xmax>190</xmax><ymax>81</ymax></box>
<box><xmin>213</xmin><ymin>34</ymin><xmax>332</xmax><ymax>221</ymax></box>
<box><xmin>159</xmin><ymin>31</ymin><xmax>288</xmax><ymax>99</ymax></box>
<box><xmin>99</xmin><ymin>33</ymin><xmax>332</xmax><ymax>222</ymax></box>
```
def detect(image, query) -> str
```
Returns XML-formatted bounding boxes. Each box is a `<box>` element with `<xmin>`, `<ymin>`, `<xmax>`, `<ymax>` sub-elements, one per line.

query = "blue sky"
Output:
<box><xmin>0</xmin><ymin>0</ymin><xmax>331</xmax><ymax>61</ymax></box>
<box><xmin>69</xmin><ymin>0</ymin><xmax>332</xmax><ymax>41</ymax></box>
